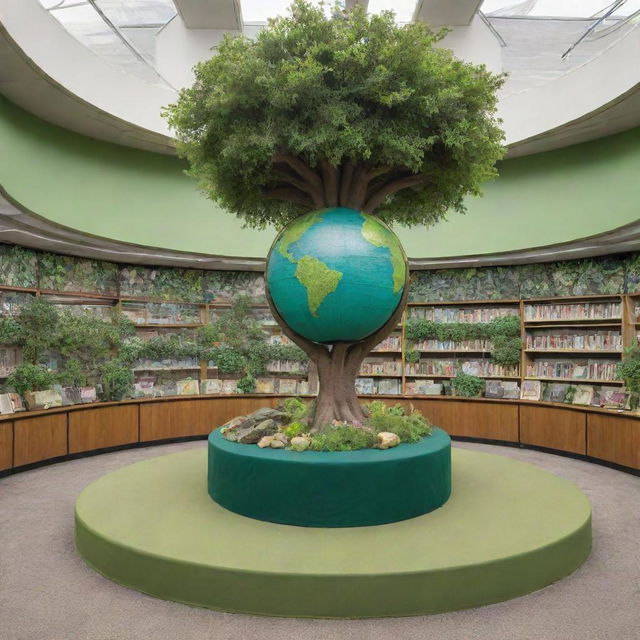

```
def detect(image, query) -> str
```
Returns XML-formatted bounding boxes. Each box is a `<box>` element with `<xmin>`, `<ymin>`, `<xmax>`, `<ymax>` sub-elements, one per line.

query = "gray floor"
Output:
<box><xmin>1</xmin><ymin>440</ymin><xmax>639</xmax><ymax>640</ymax></box>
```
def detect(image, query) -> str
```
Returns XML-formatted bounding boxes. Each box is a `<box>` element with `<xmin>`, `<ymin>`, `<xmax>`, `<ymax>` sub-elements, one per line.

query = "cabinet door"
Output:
<box><xmin>587</xmin><ymin>413</ymin><xmax>640</xmax><ymax>470</ymax></box>
<box><xmin>520</xmin><ymin>405</ymin><xmax>586</xmax><ymax>455</ymax></box>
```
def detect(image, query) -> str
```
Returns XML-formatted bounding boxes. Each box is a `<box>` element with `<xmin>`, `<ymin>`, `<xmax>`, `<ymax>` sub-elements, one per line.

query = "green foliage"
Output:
<box><xmin>6</xmin><ymin>363</ymin><xmax>57</xmax><ymax>397</ymax></box>
<box><xmin>100</xmin><ymin>360</ymin><xmax>134</xmax><ymax>401</ymax></box>
<box><xmin>282</xmin><ymin>396</ymin><xmax>309</xmax><ymax>421</ymax></box>
<box><xmin>404</xmin><ymin>348</ymin><xmax>420</xmax><ymax>364</ymax></box>
<box><xmin>164</xmin><ymin>0</ymin><xmax>504</xmax><ymax>229</ymax></box>
<box><xmin>0</xmin><ymin>245</ymin><xmax>38</xmax><ymax>288</ymax></box>
<box><xmin>17</xmin><ymin>298</ymin><xmax>59</xmax><ymax>363</ymax></box>
<box><xmin>310</xmin><ymin>424</ymin><xmax>377</xmax><ymax>451</ymax></box>
<box><xmin>491</xmin><ymin>335</ymin><xmax>522</xmax><ymax>367</ymax></box>
<box><xmin>365</xmin><ymin>401</ymin><xmax>432</xmax><ymax>442</ymax></box>
<box><xmin>57</xmin><ymin>358</ymin><xmax>87</xmax><ymax>387</ymax></box>
<box><xmin>214</xmin><ymin>345</ymin><xmax>246</xmax><ymax>374</ymax></box>
<box><xmin>237</xmin><ymin>373</ymin><xmax>257</xmax><ymax>393</ymax></box>
<box><xmin>452</xmin><ymin>371</ymin><xmax>484</xmax><ymax>397</ymax></box>
<box><xmin>617</xmin><ymin>347</ymin><xmax>640</xmax><ymax>394</ymax></box>
<box><xmin>283</xmin><ymin>421</ymin><xmax>306</xmax><ymax>438</ymax></box>
<box><xmin>564</xmin><ymin>385</ymin><xmax>578</xmax><ymax>404</ymax></box>
<box><xmin>0</xmin><ymin>316</ymin><xmax>23</xmax><ymax>344</ymax></box>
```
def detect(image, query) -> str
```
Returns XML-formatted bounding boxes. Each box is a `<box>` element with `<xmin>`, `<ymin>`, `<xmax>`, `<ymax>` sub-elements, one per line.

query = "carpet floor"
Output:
<box><xmin>0</xmin><ymin>440</ymin><xmax>638</xmax><ymax>640</ymax></box>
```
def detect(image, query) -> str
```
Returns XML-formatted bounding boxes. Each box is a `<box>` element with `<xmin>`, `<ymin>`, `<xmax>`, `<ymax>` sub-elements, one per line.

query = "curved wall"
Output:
<box><xmin>1</xmin><ymin>96</ymin><xmax>640</xmax><ymax>260</ymax></box>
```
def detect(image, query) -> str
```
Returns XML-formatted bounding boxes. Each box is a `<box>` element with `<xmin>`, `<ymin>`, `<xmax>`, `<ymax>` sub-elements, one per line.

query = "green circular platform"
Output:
<box><xmin>208</xmin><ymin>428</ymin><xmax>451</xmax><ymax>527</ymax></box>
<box><xmin>75</xmin><ymin>447</ymin><xmax>592</xmax><ymax>618</ymax></box>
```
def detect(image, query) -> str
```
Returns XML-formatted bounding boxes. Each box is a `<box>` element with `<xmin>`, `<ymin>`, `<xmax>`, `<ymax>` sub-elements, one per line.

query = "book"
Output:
<box><xmin>278</xmin><ymin>378</ymin><xmax>298</xmax><ymax>395</ymax></box>
<box><xmin>502</xmin><ymin>382</ymin><xmax>520</xmax><ymax>399</ymax></box>
<box><xmin>355</xmin><ymin>377</ymin><xmax>375</xmax><ymax>394</ymax></box>
<box><xmin>255</xmin><ymin>378</ymin><xmax>276</xmax><ymax>394</ymax></box>
<box><xmin>600</xmin><ymin>388</ymin><xmax>625</xmax><ymax>409</ymax></box>
<box><xmin>521</xmin><ymin>380</ymin><xmax>541</xmax><ymax>401</ymax></box>
<box><xmin>133</xmin><ymin>377</ymin><xmax>155</xmax><ymax>398</ymax></box>
<box><xmin>298</xmin><ymin>380</ymin><xmax>310</xmax><ymax>395</ymax></box>
<box><xmin>572</xmin><ymin>385</ymin><xmax>594</xmax><ymax>406</ymax></box>
<box><xmin>177</xmin><ymin>379</ymin><xmax>199</xmax><ymax>396</ymax></box>
<box><xmin>25</xmin><ymin>389</ymin><xmax>63</xmax><ymax>410</ymax></box>
<box><xmin>222</xmin><ymin>379</ymin><xmax>238</xmax><ymax>395</ymax></box>
<box><xmin>80</xmin><ymin>386</ymin><xmax>97</xmax><ymax>403</ymax></box>
<box><xmin>378</xmin><ymin>378</ymin><xmax>400</xmax><ymax>395</ymax></box>
<box><xmin>201</xmin><ymin>379</ymin><xmax>223</xmax><ymax>395</ymax></box>
<box><xmin>422</xmin><ymin>383</ymin><xmax>443</xmax><ymax>396</ymax></box>
<box><xmin>61</xmin><ymin>386</ymin><xmax>82</xmax><ymax>405</ymax></box>
<box><xmin>0</xmin><ymin>393</ymin><xmax>14</xmax><ymax>415</ymax></box>
<box><xmin>9</xmin><ymin>393</ymin><xmax>24</xmax><ymax>412</ymax></box>
<box><xmin>485</xmin><ymin>380</ymin><xmax>505</xmax><ymax>399</ymax></box>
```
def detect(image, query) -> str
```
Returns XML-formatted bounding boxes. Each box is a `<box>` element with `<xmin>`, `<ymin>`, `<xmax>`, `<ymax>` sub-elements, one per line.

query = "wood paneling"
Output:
<box><xmin>405</xmin><ymin>398</ymin><xmax>519</xmax><ymax>442</ymax></box>
<box><xmin>14</xmin><ymin>414</ymin><xmax>67</xmax><ymax>467</ymax></box>
<box><xmin>587</xmin><ymin>413</ymin><xmax>640</xmax><ymax>469</ymax></box>
<box><xmin>520</xmin><ymin>405</ymin><xmax>586</xmax><ymax>454</ymax></box>
<box><xmin>139</xmin><ymin>397</ymin><xmax>280</xmax><ymax>442</ymax></box>
<box><xmin>0</xmin><ymin>421</ymin><xmax>13</xmax><ymax>471</ymax></box>
<box><xmin>69</xmin><ymin>405</ymin><xmax>138</xmax><ymax>454</ymax></box>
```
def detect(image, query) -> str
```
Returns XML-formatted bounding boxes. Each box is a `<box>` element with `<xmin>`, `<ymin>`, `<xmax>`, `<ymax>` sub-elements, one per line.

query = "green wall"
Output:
<box><xmin>1</xmin><ymin>95</ymin><xmax>639</xmax><ymax>259</ymax></box>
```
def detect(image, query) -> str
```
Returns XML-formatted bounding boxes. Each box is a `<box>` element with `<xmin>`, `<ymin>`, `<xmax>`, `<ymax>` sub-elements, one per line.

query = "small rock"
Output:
<box><xmin>272</xmin><ymin>432</ymin><xmax>289</xmax><ymax>444</ymax></box>
<box><xmin>257</xmin><ymin>435</ymin><xmax>274</xmax><ymax>448</ymax></box>
<box><xmin>221</xmin><ymin>416</ymin><xmax>253</xmax><ymax>442</ymax></box>
<box><xmin>250</xmin><ymin>407</ymin><xmax>287</xmax><ymax>423</ymax></box>
<box><xmin>237</xmin><ymin>418</ymin><xmax>278</xmax><ymax>444</ymax></box>
<box><xmin>270</xmin><ymin>439</ymin><xmax>285</xmax><ymax>449</ymax></box>
<box><xmin>377</xmin><ymin>432</ymin><xmax>400</xmax><ymax>449</ymax></box>
<box><xmin>290</xmin><ymin>436</ymin><xmax>311</xmax><ymax>452</ymax></box>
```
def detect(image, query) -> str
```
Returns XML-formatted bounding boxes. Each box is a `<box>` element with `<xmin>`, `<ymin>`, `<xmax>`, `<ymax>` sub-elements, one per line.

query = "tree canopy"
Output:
<box><xmin>163</xmin><ymin>1</ymin><xmax>505</xmax><ymax>229</ymax></box>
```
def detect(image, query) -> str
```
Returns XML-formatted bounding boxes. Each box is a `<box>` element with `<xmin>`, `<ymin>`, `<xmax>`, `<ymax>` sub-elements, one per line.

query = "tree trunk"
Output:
<box><xmin>266</xmin><ymin>270</ymin><xmax>410</xmax><ymax>432</ymax></box>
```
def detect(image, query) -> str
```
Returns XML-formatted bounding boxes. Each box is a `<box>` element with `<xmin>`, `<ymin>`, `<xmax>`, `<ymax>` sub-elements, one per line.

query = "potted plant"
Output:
<box><xmin>452</xmin><ymin>371</ymin><xmax>485</xmax><ymax>398</ymax></box>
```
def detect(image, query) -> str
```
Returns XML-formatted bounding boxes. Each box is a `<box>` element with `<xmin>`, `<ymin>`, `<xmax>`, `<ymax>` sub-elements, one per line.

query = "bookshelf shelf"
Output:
<box><xmin>524</xmin><ymin>349</ymin><xmax>623</xmax><ymax>354</ymax></box>
<box><xmin>524</xmin><ymin>377</ymin><xmax>623</xmax><ymax>385</ymax></box>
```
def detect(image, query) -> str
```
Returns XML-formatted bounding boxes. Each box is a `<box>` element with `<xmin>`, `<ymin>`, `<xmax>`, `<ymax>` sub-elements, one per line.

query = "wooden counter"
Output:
<box><xmin>0</xmin><ymin>395</ymin><xmax>638</xmax><ymax>474</ymax></box>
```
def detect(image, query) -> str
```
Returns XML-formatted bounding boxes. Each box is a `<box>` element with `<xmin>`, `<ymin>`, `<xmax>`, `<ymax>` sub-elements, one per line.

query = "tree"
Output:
<box><xmin>164</xmin><ymin>1</ymin><xmax>504</xmax><ymax>431</ymax></box>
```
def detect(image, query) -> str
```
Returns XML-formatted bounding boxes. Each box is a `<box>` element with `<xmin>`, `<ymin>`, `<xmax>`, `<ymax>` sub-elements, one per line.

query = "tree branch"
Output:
<box><xmin>363</xmin><ymin>173</ymin><xmax>430</xmax><ymax>213</ymax></box>
<box><xmin>261</xmin><ymin>186</ymin><xmax>315</xmax><ymax>209</ymax></box>
<box><xmin>272</xmin><ymin>154</ymin><xmax>324</xmax><ymax>193</ymax></box>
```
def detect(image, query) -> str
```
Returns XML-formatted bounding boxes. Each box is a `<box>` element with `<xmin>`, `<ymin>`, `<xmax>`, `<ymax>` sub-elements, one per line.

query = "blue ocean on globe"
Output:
<box><xmin>266</xmin><ymin>207</ymin><xmax>407</xmax><ymax>344</ymax></box>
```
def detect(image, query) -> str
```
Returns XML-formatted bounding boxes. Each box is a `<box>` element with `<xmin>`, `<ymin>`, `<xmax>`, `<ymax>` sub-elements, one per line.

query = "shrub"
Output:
<box><xmin>452</xmin><ymin>371</ymin><xmax>485</xmax><ymax>397</ymax></box>
<box><xmin>282</xmin><ymin>397</ymin><xmax>308</xmax><ymax>421</ymax></box>
<box><xmin>283</xmin><ymin>421</ymin><xmax>306</xmax><ymax>438</ymax></box>
<box><xmin>237</xmin><ymin>373</ymin><xmax>256</xmax><ymax>394</ymax></box>
<box><xmin>100</xmin><ymin>360</ymin><xmax>134</xmax><ymax>401</ymax></box>
<box><xmin>365</xmin><ymin>401</ymin><xmax>432</xmax><ymax>442</ymax></box>
<box><xmin>310</xmin><ymin>424</ymin><xmax>377</xmax><ymax>451</ymax></box>
<box><xmin>6</xmin><ymin>363</ymin><xmax>57</xmax><ymax>398</ymax></box>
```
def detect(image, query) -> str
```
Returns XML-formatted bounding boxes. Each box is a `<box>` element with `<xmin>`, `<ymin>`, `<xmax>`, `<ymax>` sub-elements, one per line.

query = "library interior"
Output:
<box><xmin>0</xmin><ymin>1</ymin><xmax>639</xmax><ymax>639</ymax></box>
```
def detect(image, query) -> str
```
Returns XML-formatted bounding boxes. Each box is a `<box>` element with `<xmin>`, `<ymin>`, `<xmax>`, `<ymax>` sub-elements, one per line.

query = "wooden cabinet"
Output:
<box><xmin>0</xmin><ymin>421</ymin><xmax>13</xmax><ymax>471</ymax></box>
<box><xmin>520</xmin><ymin>405</ymin><xmax>586</xmax><ymax>455</ymax></box>
<box><xmin>587</xmin><ymin>413</ymin><xmax>640</xmax><ymax>469</ymax></box>
<box><xmin>13</xmin><ymin>413</ymin><xmax>67</xmax><ymax>467</ymax></box>
<box><xmin>69</xmin><ymin>405</ymin><xmax>138</xmax><ymax>454</ymax></box>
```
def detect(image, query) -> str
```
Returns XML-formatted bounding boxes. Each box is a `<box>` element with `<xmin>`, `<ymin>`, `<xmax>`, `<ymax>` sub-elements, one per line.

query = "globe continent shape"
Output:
<box><xmin>266</xmin><ymin>207</ymin><xmax>407</xmax><ymax>344</ymax></box>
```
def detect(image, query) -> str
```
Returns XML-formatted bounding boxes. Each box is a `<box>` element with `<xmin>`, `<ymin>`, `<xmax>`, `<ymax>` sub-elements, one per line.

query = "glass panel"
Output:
<box><xmin>482</xmin><ymin>0</ymin><xmax>640</xmax><ymax>18</ymax></box>
<box><xmin>241</xmin><ymin>0</ymin><xmax>336</xmax><ymax>23</ymax></box>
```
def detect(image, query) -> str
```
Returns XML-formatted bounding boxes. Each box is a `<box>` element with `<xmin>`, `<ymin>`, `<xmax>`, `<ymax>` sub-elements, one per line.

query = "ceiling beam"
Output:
<box><xmin>173</xmin><ymin>0</ymin><xmax>242</xmax><ymax>30</ymax></box>
<box><xmin>413</xmin><ymin>0</ymin><xmax>483</xmax><ymax>27</ymax></box>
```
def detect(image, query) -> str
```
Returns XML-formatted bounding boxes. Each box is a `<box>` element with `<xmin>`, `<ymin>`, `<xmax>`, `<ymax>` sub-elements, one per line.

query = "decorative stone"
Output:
<box><xmin>377</xmin><ymin>432</ymin><xmax>400</xmax><ymax>449</ymax></box>
<box><xmin>272</xmin><ymin>432</ymin><xmax>289</xmax><ymax>445</ymax></box>
<box><xmin>270</xmin><ymin>439</ymin><xmax>286</xmax><ymax>449</ymax></box>
<box><xmin>290</xmin><ymin>436</ymin><xmax>311</xmax><ymax>452</ymax></box>
<box><xmin>250</xmin><ymin>407</ymin><xmax>287</xmax><ymax>423</ymax></box>
<box><xmin>220</xmin><ymin>416</ymin><xmax>253</xmax><ymax>442</ymax></box>
<box><xmin>237</xmin><ymin>419</ymin><xmax>278</xmax><ymax>444</ymax></box>
<box><xmin>257</xmin><ymin>436</ymin><xmax>274</xmax><ymax>448</ymax></box>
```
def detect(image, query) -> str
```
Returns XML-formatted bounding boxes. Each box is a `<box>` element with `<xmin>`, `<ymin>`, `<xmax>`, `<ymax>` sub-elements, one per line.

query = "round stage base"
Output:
<box><xmin>75</xmin><ymin>447</ymin><xmax>592</xmax><ymax>618</ymax></box>
<box><xmin>208</xmin><ymin>427</ymin><xmax>452</xmax><ymax>527</ymax></box>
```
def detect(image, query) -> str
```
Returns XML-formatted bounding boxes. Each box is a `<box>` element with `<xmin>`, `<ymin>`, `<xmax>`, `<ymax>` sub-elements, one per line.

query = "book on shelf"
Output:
<box><xmin>526</xmin><ymin>329</ymin><xmax>622</xmax><ymax>351</ymax></box>
<box><xmin>25</xmin><ymin>389</ymin><xmax>63</xmax><ymax>410</ymax></box>
<box><xmin>415</xmin><ymin>339</ymin><xmax>492</xmax><ymax>352</ymax></box>
<box><xmin>408</xmin><ymin>306</ymin><xmax>517</xmax><ymax>323</ymax></box>
<box><xmin>524</xmin><ymin>301</ymin><xmax>621</xmax><ymax>322</ymax></box>
<box><xmin>378</xmin><ymin>378</ymin><xmax>401</xmax><ymax>395</ymax></box>
<box><xmin>80</xmin><ymin>386</ymin><xmax>97</xmax><ymax>403</ymax></box>
<box><xmin>222</xmin><ymin>379</ymin><xmax>238</xmax><ymax>395</ymax></box>
<box><xmin>277</xmin><ymin>378</ymin><xmax>298</xmax><ymax>395</ymax></box>
<box><xmin>405</xmin><ymin>359</ymin><xmax>518</xmax><ymax>378</ymax></box>
<box><xmin>201</xmin><ymin>379</ymin><xmax>223</xmax><ymax>395</ymax></box>
<box><xmin>600</xmin><ymin>388</ymin><xmax>626</xmax><ymax>409</ymax></box>
<box><xmin>133</xmin><ymin>377</ymin><xmax>155</xmax><ymax>398</ymax></box>
<box><xmin>359</xmin><ymin>359</ymin><xmax>402</xmax><ymax>376</ymax></box>
<box><xmin>9</xmin><ymin>393</ymin><xmax>24</xmax><ymax>412</ymax></box>
<box><xmin>485</xmin><ymin>380</ymin><xmax>520</xmax><ymax>399</ymax></box>
<box><xmin>255</xmin><ymin>377</ymin><xmax>276</xmax><ymax>394</ymax></box>
<box><xmin>572</xmin><ymin>385</ymin><xmax>595</xmax><ymax>406</ymax></box>
<box><xmin>521</xmin><ymin>380</ymin><xmax>542</xmax><ymax>401</ymax></box>
<box><xmin>372</xmin><ymin>334</ymin><xmax>402</xmax><ymax>351</ymax></box>
<box><xmin>157</xmin><ymin>380</ymin><xmax>178</xmax><ymax>397</ymax></box>
<box><xmin>542</xmin><ymin>383</ymin><xmax>570</xmax><ymax>403</ymax></box>
<box><xmin>526</xmin><ymin>359</ymin><xmax>618</xmax><ymax>382</ymax></box>
<box><xmin>59</xmin><ymin>386</ymin><xmax>81</xmax><ymax>405</ymax></box>
<box><xmin>298</xmin><ymin>380</ymin><xmax>310</xmax><ymax>395</ymax></box>
<box><xmin>406</xmin><ymin>379</ymin><xmax>442</xmax><ymax>395</ymax></box>
<box><xmin>177</xmin><ymin>379</ymin><xmax>200</xmax><ymax>396</ymax></box>
<box><xmin>0</xmin><ymin>393</ymin><xmax>14</xmax><ymax>415</ymax></box>
<box><xmin>355</xmin><ymin>377</ymin><xmax>375</xmax><ymax>395</ymax></box>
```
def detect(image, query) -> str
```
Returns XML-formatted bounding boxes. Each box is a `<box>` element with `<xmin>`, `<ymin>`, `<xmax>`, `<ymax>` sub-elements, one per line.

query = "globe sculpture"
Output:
<box><xmin>266</xmin><ymin>207</ymin><xmax>407</xmax><ymax>344</ymax></box>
